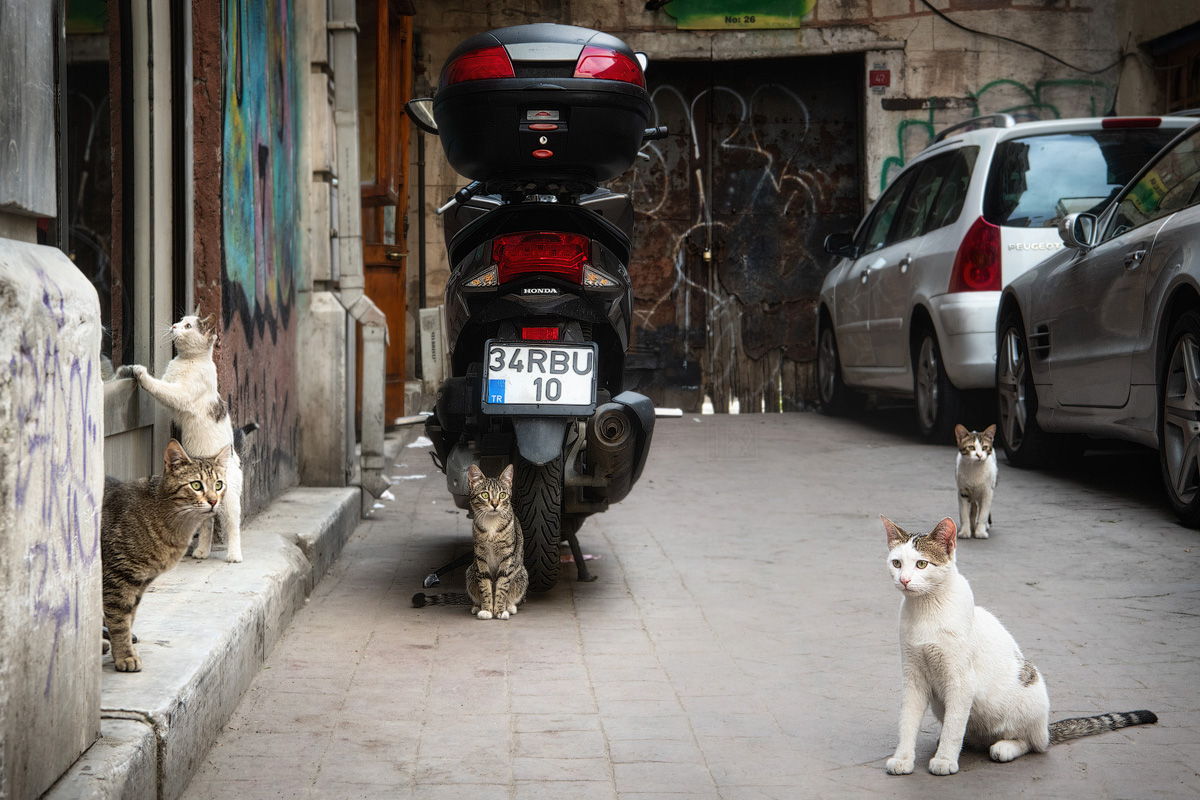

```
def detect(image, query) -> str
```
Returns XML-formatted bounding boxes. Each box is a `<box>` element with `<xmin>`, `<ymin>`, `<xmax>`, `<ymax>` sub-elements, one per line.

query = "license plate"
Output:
<box><xmin>482</xmin><ymin>341</ymin><xmax>598</xmax><ymax>415</ymax></box>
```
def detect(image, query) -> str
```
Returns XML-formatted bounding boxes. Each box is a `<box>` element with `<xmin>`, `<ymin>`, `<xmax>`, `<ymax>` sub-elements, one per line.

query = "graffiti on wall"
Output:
<box><xmin>222</xmin><ymin>0</ymin><xmax>300</xmax><ymax>344</ymax></box>
<box><xmin>10</xmin><ymin>266</ymin><xmax>101</xmax><ymax>697</ymax></box>
<box><xmin>612</xmin><ymin>57</ymin><xmax>860</xmax><ymax>412</ymax></box>
<box><xmin>880</xmin><ymin>78</ymin><xmax>1113</xmax><ymax>192</ymax></box>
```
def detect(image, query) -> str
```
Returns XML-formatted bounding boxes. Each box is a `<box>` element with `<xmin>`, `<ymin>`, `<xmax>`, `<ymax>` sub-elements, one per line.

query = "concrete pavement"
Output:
<box><xmin>181</xmin><ymin>411</ymin><xmax>1200</xmax><ymax>799</ymax></box>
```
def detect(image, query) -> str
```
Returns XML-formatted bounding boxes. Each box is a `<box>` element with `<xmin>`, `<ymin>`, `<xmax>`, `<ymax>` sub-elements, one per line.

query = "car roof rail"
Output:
<box><xmin>1168</xmin><ymin>108</ymin><xmax>1200</xmax><ymax>117</ymax></box>
<box><xmin>933</xmin><ymin>113</ymin><xmax>1017</xmax><ymax>142</ymax></box>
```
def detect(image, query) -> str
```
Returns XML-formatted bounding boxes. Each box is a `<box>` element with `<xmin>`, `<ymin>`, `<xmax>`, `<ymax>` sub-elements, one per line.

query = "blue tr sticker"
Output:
<box><xmin>488</xmin><ymin>379</ymin><xmax>506</xmax><ymax>404</ymax></box>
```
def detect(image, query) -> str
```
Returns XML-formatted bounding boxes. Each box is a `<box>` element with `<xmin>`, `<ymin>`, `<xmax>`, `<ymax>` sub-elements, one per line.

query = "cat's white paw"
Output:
<box><xmin>507</xmin><ymin>604</ymin><xmax>518</xmax><ymax>615</ymax></box>
<box><xmin>476</xmin><ymin>610</ymin><xmax>493</xmax><ymax>620</ymax></box>
<box><xmin>928</xmin><ymin>757</ymin><xmax>959</xmax><ymax>775</ymax></box>
<box><xmin>957</xmin><ymin>528</ymin><xmax>971</xmax><ymax>539</ymax></box>
<box><xmin>886</xmin><ymin>757</ymin><xmax>914</xmax><ymax>775</ymax></box>
<box><xmin>225</xmin><ymin>550</ymin><xmax>243</xmax><ymax>563</ymax></box>
<box><xmin>973</xmin><ymin>527</ymin><xmax>989</xmax><ymax>539</ymax></box>
<box><xmin>191</xmin><ymin>546</ymin><xmax>210</xmax><ymax>559</ymax></box>
<box><xmin>498</xmin><ymin>610</ymin><xmax>510</xmax><ymax>620</ymax></box>
<box><xmin>990</xmin><ymin>740</ymin><xmax>1027</xmax><ymax>762</ymax></box>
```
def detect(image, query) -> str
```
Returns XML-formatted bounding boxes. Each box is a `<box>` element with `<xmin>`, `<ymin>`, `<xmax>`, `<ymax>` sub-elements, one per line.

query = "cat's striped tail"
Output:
<box><xmin>1049</xmin><ymin>710</ymin><xmax>1158</xmax><ymax>745</ymax></box>
<box><xmin>412</xmin><ymin>592</ymin><xmax>472</xmax><ymax>608</ymax></box>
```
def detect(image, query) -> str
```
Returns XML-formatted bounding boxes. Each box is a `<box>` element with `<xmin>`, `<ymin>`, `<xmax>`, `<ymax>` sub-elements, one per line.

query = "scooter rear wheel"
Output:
<box><xmin>515</xmin><ymin>454</ymin><xmax>563</xmax><ymax>592</ymax></box>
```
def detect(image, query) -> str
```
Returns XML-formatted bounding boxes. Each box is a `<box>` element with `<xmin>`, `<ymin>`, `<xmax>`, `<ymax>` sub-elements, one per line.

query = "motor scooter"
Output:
<box><xmin>406</xmin><ymin>23</ymin><xmax>666</xmax><ymax>591</ymax></box>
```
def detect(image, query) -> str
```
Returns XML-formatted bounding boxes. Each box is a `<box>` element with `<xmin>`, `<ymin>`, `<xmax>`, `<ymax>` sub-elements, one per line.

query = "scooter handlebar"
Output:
<box><xmin>436</xmin><ymin>180</ymin><xmax>484</xmax><ymax>216</ymax></box>
<box><xmin>642</xmin><ymin>126</ymin><xmax>669</xmax><ymax>142</ymax></box>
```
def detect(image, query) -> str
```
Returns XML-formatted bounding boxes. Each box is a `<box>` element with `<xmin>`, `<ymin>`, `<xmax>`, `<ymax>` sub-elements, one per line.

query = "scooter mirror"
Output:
<box><xmin>634</xmin><ymin>52</ymin><xmax>648</xmax><ymax>71</ymax></box>
<box><xmin>405</xmin><ymin>98</ymin><xmax>438</xmax><ymax>135</ymax></box>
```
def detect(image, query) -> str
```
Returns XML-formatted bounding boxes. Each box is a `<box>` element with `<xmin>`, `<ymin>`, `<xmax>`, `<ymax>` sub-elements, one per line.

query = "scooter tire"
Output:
<box><xmin>516</xmin><ymin>454</ymin><xmax>564</xmax><ymax>592</ymax></box>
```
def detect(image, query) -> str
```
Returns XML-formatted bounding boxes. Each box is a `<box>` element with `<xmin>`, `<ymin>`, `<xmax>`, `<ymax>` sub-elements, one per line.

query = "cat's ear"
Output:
<box><xmin>981</xmin><ymin>424</ymin><xmax>997</xmax><ymax>443</ymax></box>
<box><xmin>882</xmin><ymin>515</ymin><xmax>908</xmax><ymax>548</ymax></box>
<box><xmin>467</xmin><ymin>464</ymin><xmax>484</xmax><ymax>489</ymax></box>
<box><xmin>199</xmin><ymin>314</ymin><xmax>218</xmax><ymax>343</ymax></box>
<box><xmin>214</xmin><ymin>444</ymin><xmax>232</xmax><ymax>468</ymax></box>
<box><xmin>164</xmin><ymin>439</ymin><xmax>191</xmax><ymax>471</ymax></box>
<box><xmin>500</xmin><ymin>464</ymin><xmax>514</xmax><ymax>487</ymax></box>
<box><xmin>931</xmin><ymin>517</ymin><xmax>957</xmax><ymax>555</ymax></box>
<box><xmin>954</xmin><ymin>424</ymin><xmax>969</xmax><ymax>442</ymax></box>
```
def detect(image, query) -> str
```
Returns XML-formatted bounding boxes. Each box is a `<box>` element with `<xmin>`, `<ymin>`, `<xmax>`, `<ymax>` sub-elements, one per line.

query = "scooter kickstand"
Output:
<box><xmin>423</xmin><ymin>552</ymin><xmax>472</xmax><ymax>588</ymax></box>
<box><xmin>565</xmin><ymin>530</ymin><xmax>598</xmax><ymax>582</ymax></box>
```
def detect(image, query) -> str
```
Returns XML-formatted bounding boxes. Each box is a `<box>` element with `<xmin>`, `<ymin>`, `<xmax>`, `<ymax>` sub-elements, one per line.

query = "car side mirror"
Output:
<box><xmin>1058</xmin><ymin>212</ymin><xmax>1096</xmax><ymax>250</ymax></box>
<box><xmin>405</xmin><ymin>98</ymin><xmax>437</xmax><ymax>135</ymax></box>
<box><xmin>824</xmin><ymin>232</ymin><xmax>858</xmax><ymax>259</ymax></box>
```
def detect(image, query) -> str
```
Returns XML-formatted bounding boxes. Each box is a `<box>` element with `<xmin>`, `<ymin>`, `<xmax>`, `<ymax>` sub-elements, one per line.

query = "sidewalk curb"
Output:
<box><xmin>45</xmin><ymin>487</ymin><xmax>360</xmax><ymax>800</ymax></box>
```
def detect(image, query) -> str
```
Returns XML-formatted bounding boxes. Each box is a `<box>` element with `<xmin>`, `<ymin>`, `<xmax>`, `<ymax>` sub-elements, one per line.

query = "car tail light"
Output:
<box><xmin>949</xmin><ymin>217</ymin><xmax>1002</xmax><ymax>293</ymax></box>
<box><xmin>573</xmin><ymin>46</ymin><xmax>645</xmax><ymax>88</ymax></box>
<box><xmin>440</xmin><ymin>46</ymin><xmax>515</xmax><ymax>89</ymax></box>
<box><xmin>522</xmin><ymin>326</ymin><xmax>560</xmax><ymax>341</ymax></box>
<box><xmin>1101</xmin><ymin>117</ymin><xmax>1162</xmax><ymax>129</ymax></box>
<box><xmin>494</xmin><ymin>232</ymin><xmax>590</xmax><ymax>284</ymax></box>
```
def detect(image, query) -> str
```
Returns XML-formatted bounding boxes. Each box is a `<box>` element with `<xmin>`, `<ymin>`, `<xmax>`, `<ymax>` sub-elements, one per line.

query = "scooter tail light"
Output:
<box><xmin>583</xmin><ymin>265</ymin><xmax>617</xmax><ymax>287</ymax></box>
<box><xmin>573</xmin><ymin>46</ymin><xmax>645</xmax><ymax>88</ymax></box>
<box><xmin>949</xmin><ymin>217</ymin><xmax>1002</xmax><ymax>293</ymax></box>
<box><xmin>464</xmin><ymin>265</ymin><xmax>499</xmax><ymax>288</ymax></box>
<box><xmin>440</xmin><ymin>46</ymin><xmax>515</xmax><ymax>89</ymax></box>
<box><xmin>494</xmin><ymin>232</ymin><xmax>589</xmax><ymax>284</ymax></box>
<box><xmin>522</xmin><ymin>326</ymin><xmax>560</xmax><ymax>341</ymax></box>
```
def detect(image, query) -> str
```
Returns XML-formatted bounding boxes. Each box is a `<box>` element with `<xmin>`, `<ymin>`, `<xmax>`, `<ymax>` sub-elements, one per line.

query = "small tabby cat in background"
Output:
<box><xmin>883</xmin><ymin>515</ymin><xmax>1157</xmax><ymax>776</ymax></box>
<box><xmin>412</xmin><ymin>464</ymin><xmax>528</xmax><ymax>620</ymax></box>
<box><xmin>118</xmin><ymin>313</ymin><xmax>246</xmax><ymax>562</ymax></box>
<box><xmin>102</xmin><ymin>440</ymin><xmax>230</xmax><ymax>672</ymax></box>
<box><xmin>955</xmin><ymin>423</ymin><xmax>997</xmax><ymax>539</ymax></box>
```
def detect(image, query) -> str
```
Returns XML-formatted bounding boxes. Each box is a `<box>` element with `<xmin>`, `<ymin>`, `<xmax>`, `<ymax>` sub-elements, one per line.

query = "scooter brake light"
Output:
<box><xmin>573</xmin><ymin>46</ymin><xmax>645</xmax><ymax>88</ymax></box>
<box><xmin>583</xmin><ymin>266</ymin><xmax>617</xmax><ymax>288</ymax></box>
<box><xmin>522</xmin><ymin>326</ymin><xmax>560</xmax><ymax>341</ymax></box>
<box><xmin>494</xmin><ymin>232</ymin><xmax>589</xmax><ymax>284</ymax></box>
<box><xmin>440</xmin><ymin>46</ymin><xmax>515</xmax><ymax>89</ymax></box>
<box><xmin>464</xmin><ymin>265</ymin><xmax>499</xmax><ymax>288</ymax></box>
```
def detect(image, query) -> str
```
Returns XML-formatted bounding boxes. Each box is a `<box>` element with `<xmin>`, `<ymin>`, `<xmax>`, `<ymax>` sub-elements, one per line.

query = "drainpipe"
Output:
<box><xmin>329</xmin><ymin>0</ymin><xmax>390</xmax><ymax>498</ymax></box>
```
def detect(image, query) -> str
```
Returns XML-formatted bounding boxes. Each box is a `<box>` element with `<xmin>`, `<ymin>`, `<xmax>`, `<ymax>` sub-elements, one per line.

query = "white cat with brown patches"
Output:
<box><xmin>883</xmin><ymin>515</ymin><xmax>1157</xmax><ymax>776</ymax></box>
<box><xmin>118</xmin><ymin>313</ymin><xmax>246</xmax><ymax>562</ymax></box>
<box><xmin>954</xmin><ymin>423</ymin><xmax>997</xmax><ymax>539</ymax></box>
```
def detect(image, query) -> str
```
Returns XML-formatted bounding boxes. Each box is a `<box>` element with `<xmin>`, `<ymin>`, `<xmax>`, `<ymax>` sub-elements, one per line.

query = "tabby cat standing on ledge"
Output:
<box><xmin>118</xmin><ymin>313</ymin><xmax>246</xmax><ymax>562</ymax></box>
<box><xmin>102</xmin><ymin>440</ymin><xmax>230</xmax><ymax>672</ymax></box>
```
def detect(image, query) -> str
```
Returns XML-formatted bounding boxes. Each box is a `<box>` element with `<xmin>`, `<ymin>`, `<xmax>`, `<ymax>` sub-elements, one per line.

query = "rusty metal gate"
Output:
<box><xmin>611</xmin><ymin>56</ymin><xmax>862</xmax><ymax>412</ymax></box>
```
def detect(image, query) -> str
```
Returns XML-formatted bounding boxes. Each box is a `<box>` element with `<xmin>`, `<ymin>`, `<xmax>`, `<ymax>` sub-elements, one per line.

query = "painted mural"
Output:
<box><xmin>222</xmin><ymin>0</ymin><xmax>299</xmax><ymax>342</ymax></box>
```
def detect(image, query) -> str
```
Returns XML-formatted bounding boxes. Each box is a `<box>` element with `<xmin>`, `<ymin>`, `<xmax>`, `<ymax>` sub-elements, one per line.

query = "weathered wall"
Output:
<box><xmin>1114</xmin><ymin>0</ymin><xmax>1200</xmax><ymax>115</ymax></box>
<box><xmin>215</xmin><ymin>0</ymin><xmax>304</xmax><ymax>513</ymax></box>
<box><xmin>0</xmin><ymin>0</ymin><xmax>57</xmax><ymax>217</ymax></box>
<box><xmin>0</xmin><ymin>239</ymin><xmax>104</xmax><ymax>800</ymax></box>
<box><xmin>410</xmin><ymin>0</ymin><xmax>1134</xmax><ymax>408</ymax></box>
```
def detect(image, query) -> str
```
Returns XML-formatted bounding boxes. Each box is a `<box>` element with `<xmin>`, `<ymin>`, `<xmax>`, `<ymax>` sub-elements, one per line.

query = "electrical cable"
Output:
<box><xmin>918</xmin><ymin>0</ymin><xmax>1126</xmax><ymax>75</ymax></box>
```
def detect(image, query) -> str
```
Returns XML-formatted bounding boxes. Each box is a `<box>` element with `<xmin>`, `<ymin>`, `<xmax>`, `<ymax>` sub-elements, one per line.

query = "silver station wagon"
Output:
<box><xmin>997</xmin><ymin>122</ymin><xmax>1200</xmax><ymax>526</ymax></box>
<box><xmin>818</xmin><ymin>114</ymin><xmax>1196</xmax><ymax>441</ymax></box>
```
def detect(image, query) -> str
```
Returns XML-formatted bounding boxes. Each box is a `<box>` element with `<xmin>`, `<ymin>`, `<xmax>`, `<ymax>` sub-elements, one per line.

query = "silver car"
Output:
<box><xmin>997</xmin><ymin>122</ymin><xmax>1200</xmax><ymax>525</ymax></box>
<box><xmin>817</xmin><ymin>115</ymin><xmax>1194</xmax><ymax>442</ymax></box>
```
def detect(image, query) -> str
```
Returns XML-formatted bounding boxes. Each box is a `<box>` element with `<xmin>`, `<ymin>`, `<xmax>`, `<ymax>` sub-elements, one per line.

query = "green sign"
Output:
<box><xmin>663</xmin><ymin>0</ymin><xmax>815</xmax><ymax>29</ymax></box>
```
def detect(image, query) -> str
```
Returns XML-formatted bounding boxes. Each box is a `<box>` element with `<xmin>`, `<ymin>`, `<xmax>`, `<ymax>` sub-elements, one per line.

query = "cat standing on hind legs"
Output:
<box><xmin>882</xmin><ymin>515</ymin><xmax>1157</xmax><ymax>776</ymax></box>
<box><xmin>117</xmin><ymin>313</ymin><xmax>245</xmax><ymax>562</ymax></box>
<box><xmin>955</xmin><ymin>423</ymin><xmax>997</xmax><ymax>539</ymax></box>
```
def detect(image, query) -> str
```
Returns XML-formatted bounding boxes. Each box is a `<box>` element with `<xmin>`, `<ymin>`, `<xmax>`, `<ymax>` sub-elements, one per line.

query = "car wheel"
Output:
<box><xmin>996</xmin><ymin>309</ymin><xmax>1078</xmax><ymax>468</ymax></box>
<box><xmin>1158</xmin><ymin>310</ymin><xmax>1200</xmax><ymax>526</ymax></box>
<box><xmin>817</xmin><ymin>322</ymin><xmax>865</xmax><ymax>416</ymax></box>
<box><xmin>913</xmin><ymin>328</ymin><xmax>960</xmax><ymax>443</ymax></box>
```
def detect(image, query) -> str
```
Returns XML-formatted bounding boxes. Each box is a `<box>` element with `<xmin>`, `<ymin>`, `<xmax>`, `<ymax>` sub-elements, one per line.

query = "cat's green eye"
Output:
<box><xmin>215</xmin><ymin>481</ymin><xmax>224</xmax><ymax>491</ymax></box>
<box><xmin>190</xmin><ymin>481</ymin><xmax>203</xmax><ymax>491</ymax></box>
<box><xmin>481</xmin><ymin>492</ymin><xmax>489</xmax><ymax>500</ymax></box>
<box><xmin>916</xmin><ymin>560</ymin><xmax>929</xmax><ymax>569</ymax></box>
<box><xmin>891</xmin><ymin>559</ymin><xmax>901</xmax><ymax>568</ymax></box>
<box><xmin>499</xmin><ymin>492</ymin><xmax>506</xmax><ymax>499</ymax></box>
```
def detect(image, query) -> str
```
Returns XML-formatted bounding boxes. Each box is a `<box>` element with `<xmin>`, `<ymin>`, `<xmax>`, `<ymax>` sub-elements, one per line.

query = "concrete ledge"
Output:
<box><xmin>45</xmin><ymin>487</ymin><xmax>360</xmax><ymax>800</ymax></box>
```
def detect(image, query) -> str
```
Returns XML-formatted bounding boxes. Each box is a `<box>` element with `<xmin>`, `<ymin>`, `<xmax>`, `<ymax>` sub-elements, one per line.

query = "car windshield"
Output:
<box><xmin>983</xmin><ymin>128</ymin><xmax>1181</xmax><ymax>228</ymax></box>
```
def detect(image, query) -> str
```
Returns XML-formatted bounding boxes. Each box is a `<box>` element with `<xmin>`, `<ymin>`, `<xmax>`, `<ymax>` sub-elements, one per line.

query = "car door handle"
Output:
<box><xmin>898</xmin><ymin>256</ymin><xmax>911</xmax><ymax>274</ymax></box>
<box><xmin>1124</xmin><ymin>249</ymin><xmax>1146</xmax><ymax>269</ymax></box>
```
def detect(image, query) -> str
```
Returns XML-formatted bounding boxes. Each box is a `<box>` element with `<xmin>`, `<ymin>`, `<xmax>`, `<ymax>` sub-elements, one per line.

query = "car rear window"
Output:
<box><xmin>983</xmin><ymin>129</ymin><xmax>1181</xmax><ymax>228</ymax></box>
